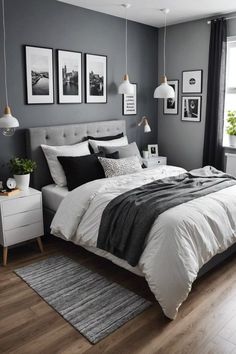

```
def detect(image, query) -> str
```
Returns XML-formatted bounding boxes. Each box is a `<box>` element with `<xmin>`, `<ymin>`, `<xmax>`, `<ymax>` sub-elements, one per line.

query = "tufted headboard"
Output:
<box><xmin>27</xmin><ymin>120</ymin><xmax>126</xmax><ymax>190</ymax></box>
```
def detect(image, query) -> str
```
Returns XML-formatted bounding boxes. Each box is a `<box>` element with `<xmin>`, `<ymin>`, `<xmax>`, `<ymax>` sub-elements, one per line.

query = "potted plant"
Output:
<box><xmin>9</xmin><ymin>157</ymin><xmax>37</xmax><ymax>191</ymax></box>
<box><xmin>142</xmin><ymin>146</ymin><xmax>149</xmax><ymax>159</ymax></box>
<box><xmin>226</xmin><ymin>110</ymin><xmax>236</xmax><ymax>147</ymax></box>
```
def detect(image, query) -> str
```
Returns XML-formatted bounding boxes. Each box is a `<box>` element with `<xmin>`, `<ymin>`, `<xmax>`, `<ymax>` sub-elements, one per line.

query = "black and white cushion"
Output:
<box><xmin>98</xmin><ymin>156</ymin><xmax>142</xmax><ymax>178</ymax></box>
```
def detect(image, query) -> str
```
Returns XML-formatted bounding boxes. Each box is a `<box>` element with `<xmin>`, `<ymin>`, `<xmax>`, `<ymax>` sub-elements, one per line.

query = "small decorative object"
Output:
<box><xmin>182</xmin><ymin>70</ymin><xmax>203</xmax><ymax>94</ymax></box>
<box><xmin>182</xmin><ymin>96</ymin><xmax>201</xmax><ymax>122</ymax></box>
<box><xmin>138</xmin><ymin>116</ymin><xmax>151</xmax><ymax>133</ymax></box>
<box><xmin>25</xmin><ymin>45</ymin><xmax>54</xmax><ymax>104</ymax></box>
<box><xmin>0</xmin><ymin>0</ymin><xmax>19</xmax><ymax>136</ymax></box>
<box><xmin>226</xmin><ymin>110</ymin><xmax>236</xmax><ymax>147</ymax></box>
<box><xmin>163</xmin><ymin>80</ymin><xmax>178</xmax><ymax>115</ymax></box>
<box><xmin>123</xmin><ymin>83</ymin><xmax>137</xmax><ymax>115</ymax></box>
<box><xmin>57</xmin><ymin>50</ymin><xmax>82</xmax><ymax>104</ymax></box>
<box><xmin>148</xmin><ymin>144</ymin><xmax>158</xmax><ymax>157</ymax></box>
<box><xmin>9</xmin><ymin>157</ymin><xmax>37</xmax><ymax>191</ymax></box>
<box><xmin>142</xmin><ymin>149</ymin><xmax>149</xmax><ymax>159</ymax></box>
<box><xmin>85</xmin><ymin>53</ymin><xmax>107</xmax><ymax>103</ymax></box>
<box><xmin>6</xmin><ymin>178</ymin><xmax>16</xmax><ymax>190</ymax></box>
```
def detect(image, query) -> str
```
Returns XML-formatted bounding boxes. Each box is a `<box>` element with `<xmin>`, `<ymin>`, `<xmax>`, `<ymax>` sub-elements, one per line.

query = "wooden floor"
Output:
<box><xmin>1</xmin><ymin>238</ymin><xmax>236</xmax><ymax>354</ymax></box>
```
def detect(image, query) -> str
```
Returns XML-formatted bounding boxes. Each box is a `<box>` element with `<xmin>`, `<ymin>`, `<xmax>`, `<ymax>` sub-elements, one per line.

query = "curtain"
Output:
<box><xmin>202</xmin><ymin>18</ymin><xmax>227</xmax><ymax>170</ymax></box>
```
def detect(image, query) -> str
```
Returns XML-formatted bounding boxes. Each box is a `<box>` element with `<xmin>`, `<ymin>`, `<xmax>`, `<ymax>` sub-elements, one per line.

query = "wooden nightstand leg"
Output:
<box><xmin>3</xmin><ymin>247</ymin><xmax>8</xmax><ymax>266</ymax></box>
<box><xmin>36</xmin><ymin>237</ymin><xmax>44</xmax><ymax>253</ymax></box>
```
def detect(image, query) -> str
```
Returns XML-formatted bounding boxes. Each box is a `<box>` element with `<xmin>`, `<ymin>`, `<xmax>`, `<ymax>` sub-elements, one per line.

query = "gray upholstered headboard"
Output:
<box><xmin>27</xmin><ymin>120</ymin><xmax>126</xmax><ymax>190</ymax></box>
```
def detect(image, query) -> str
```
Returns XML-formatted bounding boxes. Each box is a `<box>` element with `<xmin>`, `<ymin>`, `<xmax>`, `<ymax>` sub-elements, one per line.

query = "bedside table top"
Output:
<box><xmin>0</xmin><ymin>188</ymin><xmax>41</xmax><ymax>202</ymax></box>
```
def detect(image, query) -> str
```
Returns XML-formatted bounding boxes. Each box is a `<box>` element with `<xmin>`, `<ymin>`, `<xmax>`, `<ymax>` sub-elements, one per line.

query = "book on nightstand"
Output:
<box><xmin>0</xmin><ymin>188</ymin><xmax>20</xmax><ymax>196</ymax></box>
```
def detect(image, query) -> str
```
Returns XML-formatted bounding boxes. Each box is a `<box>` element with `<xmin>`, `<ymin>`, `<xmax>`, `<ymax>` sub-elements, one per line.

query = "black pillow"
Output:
<box><xmin>58</xmin><ymin>151</ymin><xmax>119</xmax><ymax>191</ymax></box>
<box><xmin>86</xmin><ymin>133</ymin><xmax>124</xmax><ymax>153</ymax></box>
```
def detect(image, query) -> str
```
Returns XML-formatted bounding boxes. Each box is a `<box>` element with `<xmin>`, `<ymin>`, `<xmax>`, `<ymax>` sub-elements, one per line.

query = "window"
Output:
<box><xmin>224</xmin><ymin>37</ymin><xmax>236</xmax><ymax>146</ymax></box>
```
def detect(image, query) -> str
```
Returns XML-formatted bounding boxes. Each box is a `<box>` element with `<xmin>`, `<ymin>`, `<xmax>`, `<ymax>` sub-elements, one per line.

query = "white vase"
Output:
<box><xmin>228</xmin><ymin>135</ymin><xmax>236</xmax><ymax>147</ymax></box>
<box><xmin>143</xmin><ymin>150</ymin><xmax>149</xmax><ymax>159</ymax></box>
<box><xmin>14</xmin><ymin>174</ymin><xmax>30</xmax><ymax>191</ymax></box>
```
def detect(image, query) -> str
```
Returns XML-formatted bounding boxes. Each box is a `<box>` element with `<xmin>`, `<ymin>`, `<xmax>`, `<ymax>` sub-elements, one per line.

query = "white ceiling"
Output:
<box><xmin>57</xmin><ymin>0</ymin><xmax>236</xmax><ymax>27</ymax></box>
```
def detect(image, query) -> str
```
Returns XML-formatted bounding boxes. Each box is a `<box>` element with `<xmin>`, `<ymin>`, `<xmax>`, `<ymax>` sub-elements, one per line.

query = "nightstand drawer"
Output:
<box><xmin>1</xmin><ymin>194</ymin><xmax>41</xmax><ymax>216</ymax></box>
<box><xmin>3</xmin><ymin>209</ymin><xmax>42</xmax><ymax>231</ymax></box>
<box><xmin>4</xmin><ymin>222</ymin><xmax>43</xmax><ymax>246</ymax></box>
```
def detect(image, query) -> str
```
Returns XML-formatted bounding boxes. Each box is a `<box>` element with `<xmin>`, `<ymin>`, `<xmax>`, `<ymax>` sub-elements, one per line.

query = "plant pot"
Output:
<box><xmin>143</xmin><ymin>150</ymin><xmax>149</xmax><ymax>159</ymax></box>
<box><xmin>14</xmin><ymin>174</ymin><xmax>30</xmax><ymax>191</ymax></box>
<box><xmin>228</xmin><ymin>135</ymin><xmax>236</xmax><ymax>147</ymax></box>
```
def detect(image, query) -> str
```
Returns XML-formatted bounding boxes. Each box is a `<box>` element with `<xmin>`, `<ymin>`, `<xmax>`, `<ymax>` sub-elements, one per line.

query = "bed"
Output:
<box><xmin>27</xmin><ymin>119</ymin><xmax>236</xmax><ymax>319</ymax></box>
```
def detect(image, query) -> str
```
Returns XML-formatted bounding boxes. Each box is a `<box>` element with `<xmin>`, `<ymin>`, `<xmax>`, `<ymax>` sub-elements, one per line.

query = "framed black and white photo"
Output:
<box><xmin>122</xmin><ymin>83</ymin><xmax>137</xmax><ymax>115</ymax></box>
<box><xmin>57</xmin><ymin>50</ymin><xmax>82</xmax><ymax>104</ymax></box>
<box><xmin>85</xmin><ymin>53</ymin><xmax>107</xmax><ymax>103</ymax></box>
<box><xmin>182</xmin><ymin>96</ymin><xmax>201</xmax><ymax>122</ymax></box>
<box><xmin>25</xmin><ymin>45</ymin><xmax>54</xmax><ymax>104</ymax></box>
<box><xmin>182</xmin><ymin>70</ymin><xmax>203</xmax><ymax>94</ymax></box>
<box><xmin>163</xmin><ymin>80</ymin><xmax>178</xmax><ymax>115</ymax></box>
<box><xmin>148</xmin><ymin>144</ymin><xmax>159</xmax><ymax>157</ymax></box>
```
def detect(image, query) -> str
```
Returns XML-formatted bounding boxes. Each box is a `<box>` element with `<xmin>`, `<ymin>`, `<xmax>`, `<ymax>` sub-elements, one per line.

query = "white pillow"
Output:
<box><xmin>89</xmin><ymin>136</ymin><xmax>128</xmax><ymax>153</ymax></box>
<box><xmin>98</xmin><ymin>156</ymin><xmax>142</xmax><ymax>178</ymax></box>
<box><xmin>41</xmin><ymin>141</ymin><xmax>90</xmax><ymax>186</ymax></box>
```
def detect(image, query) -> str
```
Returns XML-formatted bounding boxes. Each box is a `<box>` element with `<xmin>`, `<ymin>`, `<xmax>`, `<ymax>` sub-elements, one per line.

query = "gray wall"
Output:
<box><xmin>158</xmin><ymin>15</ymin><xmax>236</xmax><ymax>171</ymax></box>
<box><xmin>0</xmin><ymin>0</ymin><xmax>158</xmax><ymax>182</ymax></box>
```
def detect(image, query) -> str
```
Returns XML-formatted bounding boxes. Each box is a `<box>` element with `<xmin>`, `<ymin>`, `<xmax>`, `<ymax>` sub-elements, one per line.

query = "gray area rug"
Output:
<box><xmin>15</xmin><ymin>255</ymin><xmax>152</xmax><ymax>343</ymax></box>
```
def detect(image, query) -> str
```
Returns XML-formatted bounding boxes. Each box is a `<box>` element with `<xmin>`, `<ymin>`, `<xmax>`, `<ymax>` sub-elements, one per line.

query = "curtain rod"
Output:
<box><xmin>207</xmin><ymin>15</ymin><xmax>236</xmax><ymax>24</ymax></box>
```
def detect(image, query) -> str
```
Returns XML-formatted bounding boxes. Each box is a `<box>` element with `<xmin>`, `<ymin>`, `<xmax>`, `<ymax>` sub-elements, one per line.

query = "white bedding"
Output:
<box><xmin>42</xmin><ymin>184</ymin><xmax>68</xmax><ymax>212</ymax></box>
<box><xmin>51</xmin><ymin>165</ymin><xmax>236</xmax><ymax>319</ymax></box>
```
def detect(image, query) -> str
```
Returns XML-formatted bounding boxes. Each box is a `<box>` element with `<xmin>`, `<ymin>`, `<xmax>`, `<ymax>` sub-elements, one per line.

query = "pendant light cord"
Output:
<box><xmin>163</xmin><ymin>11</ymin><xmax>167</xmax><ymax>77</ymax></box>
<box><xmin>125</xmin><ymin>6</ymin><xmax>128</xmax><ymax>75</ymax></box>
<box><xmin>2</xmin><ymin>0</ymin><xmax>8</xmax><ymax>107</ymax></box>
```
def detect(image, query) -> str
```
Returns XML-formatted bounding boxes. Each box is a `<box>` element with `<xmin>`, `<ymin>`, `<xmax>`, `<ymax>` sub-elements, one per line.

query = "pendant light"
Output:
<box><xmin>118</xmin><ymin>3</ymin><xmax>134</xmax><ymax>95</ymax></box>
<box><xmin>154</xmin><ymin>8</ymin><xmax>175</xmax><ymax>99</ymax></box>
<box><xmin>0</xmin><ymin>0</ymin><xmax>19</xmax><ymax>136</ymax></box>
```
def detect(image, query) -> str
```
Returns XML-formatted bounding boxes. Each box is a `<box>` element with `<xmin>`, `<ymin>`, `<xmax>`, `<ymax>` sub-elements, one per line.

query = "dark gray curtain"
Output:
<box><xmin>203</xmin><ymin>18</ymin><xmax>227</xmax><ymax>170</ymax></box>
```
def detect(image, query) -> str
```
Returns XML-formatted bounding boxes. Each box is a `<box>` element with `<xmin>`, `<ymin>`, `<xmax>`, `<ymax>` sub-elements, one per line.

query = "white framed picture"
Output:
<box><xmin>182</xmin><ymin>70</ymin><xmax>202</xmax><ymax>94</ymax></box>
<box><xmin>85</xmin><ymin>53</ymin><xmax>107</xmax><ymax>103</ymax></box>
<box><xmin>148</xmin><ymin>144</ymin><xmax>159</xmax><ymax>157</ymax></box>
<box><xmin>123</xmin><ymin>83</ymin><xmax>137</xmax><ymax>115</ymax></box>
<box><xmin>182</xmin><ymin>96</ymin><xmax>201</xmax><ymax>122</ymax></box>
<box><xmin>163</xmin><ymin>80</ymin><xmax>178</xmax><ymax>115</ymax></box>
<box><xmin>57</xmin><ymin>50</ymin><xmax>82</xmax><ymax>104</ymax></box>
<box><xmin>25</xmin><ymin>45</ymin><xmax>54</xmax><ymax>104</ymax></box>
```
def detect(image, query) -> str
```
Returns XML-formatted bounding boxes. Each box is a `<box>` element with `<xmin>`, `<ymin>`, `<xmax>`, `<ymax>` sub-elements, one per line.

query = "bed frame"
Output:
<box><xmin>27</xmin><ymin>119</ymin><xmax>236</xmax><ymax>278</ymax></box>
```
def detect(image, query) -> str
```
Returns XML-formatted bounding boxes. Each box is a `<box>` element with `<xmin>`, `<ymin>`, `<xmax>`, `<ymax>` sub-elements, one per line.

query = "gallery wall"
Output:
<box><xmin>0</xmin><ymin>0</ymin><xmax>158</xmax><ymax>181</ymax></box>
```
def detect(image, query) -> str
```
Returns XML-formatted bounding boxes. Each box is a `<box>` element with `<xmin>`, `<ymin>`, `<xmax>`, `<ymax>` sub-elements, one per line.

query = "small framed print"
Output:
<box><xmin>182</xmin><ymin>96</ymin><xmax>201</xmax><ymax>122</ymax></box>
<box><xmin>25</xmin><ymin>45</ymin><xmax>54</xmax><ymax>104</ymax></box>
<box><xmin>182</xmin><ymin>70</ymin><xmax>203</xmax><ymax>94</ymax></box>
<box><xmin>57</xmin><ymin>50</ymin><xmax>82</xmax><ymax>104</ymax></box>
<box><xmin>122</xmin><ymin>83</ymin><xmax>137</xmax><ymax>115</ymax></box>
<box><xmin>163</xmin><ymin>80</ymin><xmax>178</xmax><ymax>115</ymax></box>
<box><xmin>85</xmin><ymin>53</ymin><xmax>107</xmax><ymax>103</ymax></box>
<box><xmin>148</xmin><ymin>144</ymin><xmax>159</xmax><ymax>157</ymax></box>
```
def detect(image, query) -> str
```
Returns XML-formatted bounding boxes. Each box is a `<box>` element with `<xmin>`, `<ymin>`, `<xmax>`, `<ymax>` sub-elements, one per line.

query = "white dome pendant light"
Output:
<box><xmin>0</xmin><ymin>0</ymin><xmax>19</xmax><ymax>136</ymax></box>
<box><xmin>154</xmin><ymin>8</ymin><xmax>175</xmax><ymax>99</ymax></box>
<box><xmin>118</xmin><ymin>3</ymin><xmax>134</xmax><ymax>95</ymax></box>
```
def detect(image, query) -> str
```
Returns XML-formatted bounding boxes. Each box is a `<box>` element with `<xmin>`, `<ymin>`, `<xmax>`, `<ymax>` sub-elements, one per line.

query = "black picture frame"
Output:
<box><xmin>24</xmin><ymin>45</ymin><xmax>54</xmax><ymax>105</ymax></box>
<box><xmin>122</xmin><ymin>83</ymin><xmax>137</xmax><ymax>116</ymax></box>
<box><xmin>163</xmin><ymin>80</ymin><xmax>179</xmax><ymax>115</ymax></box>
<box><xmin>181</xmin><ymin>96</ymin><xmax>202</xmax><ymax>122</ymax></box>
<box><xmin>182</xmin><ymin>70</ymin><xmax>203</xmax><ymax>94</ymax></box>
<box><xmin>85</xmin><ymin>53</ymin><xmax>107</xmax><ymax>103</ymax></box>
<box><xmin>57</xmin><ymin>49</ymin><xmax>82</xmax><ymax>104</ymax></box>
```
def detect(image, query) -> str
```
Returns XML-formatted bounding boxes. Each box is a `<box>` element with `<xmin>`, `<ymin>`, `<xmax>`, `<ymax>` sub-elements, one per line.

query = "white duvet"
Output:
<box><xmin>51</xmin><ymin>165</ymin><xmax>236</xmax><ymax>319</ymax></box>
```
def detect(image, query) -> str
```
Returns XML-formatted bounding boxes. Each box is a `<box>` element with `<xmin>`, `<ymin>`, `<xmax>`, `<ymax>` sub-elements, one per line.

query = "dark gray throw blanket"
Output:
<box><xmin>97</xmin><ymin>166</ymin><xmax>236</xmax><ymax>267</ymax></box>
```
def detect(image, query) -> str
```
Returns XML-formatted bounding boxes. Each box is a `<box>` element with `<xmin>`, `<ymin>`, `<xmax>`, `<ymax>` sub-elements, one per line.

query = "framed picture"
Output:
<box><xmin>182</xmin><ymin>70</ymin><xmax>203</xmax><ymax>93</ymax></box>
<box><xmin>163</xmin><ymin>80</ymin><xmax>178</xmax><ymax>115</ymax></box>
<box><xmin>148</xmin><ymin>144</ymin><xmax>159</xmax><ymax>157</ymax></box>
<box><xmin>57</xmin><ymin>50</ymin><xmax>82</xmax><ymax>104</ymax></box>
<box><xmin>122</xmin><ymin>83</ymin><xmax>137</xmax><ymax>115</ymax></box>
<box><xmin>25</xmin><ymin>45</ymin><xmax>54</xmax><ymax>104</ymax></box>
<box><xmin>182</xmin><ymin>96</ymin><xmax>201</xmax><ymax>122</ymax></box>
<box><xmin>85</xmin><ymin>53</ymin><xmax>107</xmax><ymax>103</ymax></box>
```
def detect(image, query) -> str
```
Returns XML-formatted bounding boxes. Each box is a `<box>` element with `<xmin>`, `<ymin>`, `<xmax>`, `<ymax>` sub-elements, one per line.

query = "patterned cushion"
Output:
<box><xmin>98</xmin><ymin>156</ymin><xmax>142</xmax><ymax>178</ymax></box>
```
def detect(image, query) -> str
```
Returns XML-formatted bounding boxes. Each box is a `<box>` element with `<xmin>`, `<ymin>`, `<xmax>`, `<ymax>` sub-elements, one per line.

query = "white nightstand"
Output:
<box><xmin>142</xmin><ymin>156</ymin><xmax>167</xmax><ymax>168</ymax></box>
<box><xmin>0</xmin><ymin>188</ymin><xmax>44</xmax><ymax>266</ymax></box>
